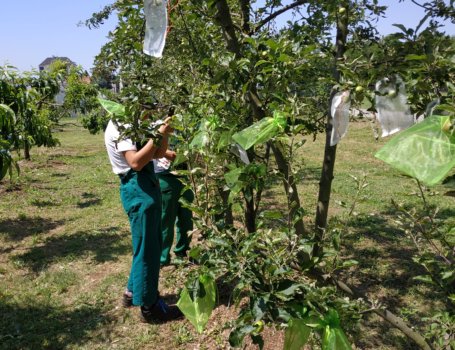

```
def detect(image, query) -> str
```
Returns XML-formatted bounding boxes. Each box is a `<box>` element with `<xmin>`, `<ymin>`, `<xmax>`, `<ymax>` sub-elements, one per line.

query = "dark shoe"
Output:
<box><xmin>140</xmin><ymin>299</ymin><xmax>184</xmax><ymax>323</ymax></box>
<box><xmin>122</xmin><ymin>292</ymin><xmax>133</xmax><ymax>308</ymax></box>
<box><xmin>174</xmin><ymin>251</ymin><xmax>188</xmax><ymax>258</ymax></box>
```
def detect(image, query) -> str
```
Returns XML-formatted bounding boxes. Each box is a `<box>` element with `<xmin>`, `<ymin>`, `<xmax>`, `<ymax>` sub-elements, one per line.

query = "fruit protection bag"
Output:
<box><xmin>375</xmin><ymin>115</ymin><xmax>455</xmax><ymax>186</ymax></box>
<box><xmin>330</xmin><ymin>91</ymin><xmax>351</xmax><ymax>146</ymax></box>
<box><xmin>375</xmin><ymin>75</ymin><xmax>414</xmax><ymax>137</ymax></box>
<box><xmin>143</xmin><ymin>0</ymin><xmax>167</xmax><ymax>58</ymax></box>
<box><xmin>177</xmin><ymin>274</ymin><xmax>216</xmax><ymax>334</ymax></box>
<box><xmin>232</xmin><ymin>111</ymin><xmax>287</xmax><ymax>150</ymax></box>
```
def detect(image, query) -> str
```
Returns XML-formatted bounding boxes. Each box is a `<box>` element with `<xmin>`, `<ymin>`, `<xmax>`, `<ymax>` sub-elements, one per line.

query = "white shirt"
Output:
<box><xmin>153</xmin><ymin>157</ymin><xmax>172</xmax><ymax>173</ymax></box>
<box><xmin>151</xmin><ymin>118</ymin><xmax>172</xmax><ymax>174</ymax></box>
<box><xmin>104</xmin><ymin>120</ymin><xmax>137</xmax><ymax>175</ymax></box>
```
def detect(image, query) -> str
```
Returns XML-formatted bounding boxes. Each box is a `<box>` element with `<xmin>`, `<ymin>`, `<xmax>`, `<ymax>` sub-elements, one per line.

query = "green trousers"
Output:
<box><xmin>119</xmin><ymin>163</ymin><xmax>161</xmax><ymax>306</ymax></box>
<box><xmin>157</xmin><ymin>173</ymin><xmax>194</xmax><ymax>265</ymax></box>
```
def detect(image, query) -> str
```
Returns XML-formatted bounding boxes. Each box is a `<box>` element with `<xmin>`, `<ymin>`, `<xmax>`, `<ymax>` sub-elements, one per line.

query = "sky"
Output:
<box><xmin>0</xmin><ymin>1</ymin><xmax>453</xmax><ymax>73</ymax></box>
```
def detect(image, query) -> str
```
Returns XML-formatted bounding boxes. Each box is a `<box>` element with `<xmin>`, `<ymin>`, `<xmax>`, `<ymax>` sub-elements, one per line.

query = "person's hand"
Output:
<box><xmin>165</xmin><ymin>150</ymin><xmax>177</xmax><ymax>161</ymax></box>
<box><xmin>158</xmin><ymin>116</ymin><xmax>174</xmax><ymax>135</ymax></box>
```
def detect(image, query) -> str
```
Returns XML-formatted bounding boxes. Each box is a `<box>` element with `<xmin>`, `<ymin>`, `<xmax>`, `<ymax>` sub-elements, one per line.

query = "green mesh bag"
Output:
<box><xmin>176</xmin><ymin>274</ymin><xmax>216</xmax><ymax>334</ymax></box>
<box><xmin>283</xmin><ymin>318</ymin><xmax>311</xmax><ymax>350</ymax></box>
<box><xmin>232</xmin><ymin>110</ymin><xmax>287</xmax><ymax>150</ymax></box>
<box><xmin>375</xmin><ymin>115</ymin><xmax>455</xmax><ymax>186</ymax></box>
<box><xmin>98</xmin><ymin>98</ymin><xmax>125</xmax><ymax>117</ymax></box>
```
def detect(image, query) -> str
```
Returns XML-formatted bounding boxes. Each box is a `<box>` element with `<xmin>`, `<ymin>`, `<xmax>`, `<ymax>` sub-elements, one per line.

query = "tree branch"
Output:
<box><xmin>214</xmin><ymin>0</ymin><xmax>241</xmax><ymax>57</ymax></box>
<box><xmin>333</xmin><ymin>278</ymin><xmax>433</xmax><ymax>350</ymax></box>
<box><xmin>239</xmin><ymin>0</ymin><xmax>251</xmax><ymax>33</ymax></box>
<box><xmin>253</xmin><ymin>0</ymin><xmax>308</xmax><ymax>34</ymax></box>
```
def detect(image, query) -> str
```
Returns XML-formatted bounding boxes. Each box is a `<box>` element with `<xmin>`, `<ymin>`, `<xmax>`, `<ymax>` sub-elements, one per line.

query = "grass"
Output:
<box><xmin>0</xmin><ymin>119</ymin><xmax>454</xmax><ymax>349</ymax></box>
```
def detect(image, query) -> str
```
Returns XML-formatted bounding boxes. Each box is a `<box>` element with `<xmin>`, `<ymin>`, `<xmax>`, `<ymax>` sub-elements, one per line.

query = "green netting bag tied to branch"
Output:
<box><xmin>283</xmin><ymin>318</ymin><xmax>311</xmax><ymax>350</ymax></box>
<box><xmin>375</xmin><ymin>115</ymin><xmax>455</xmax><ymax>186</ymax></box>
<box><xmin>283</xmin><ymin>309</ymin><xmax>352</xmax><ymax>350</ymax></box>
<box><xmin>98</xmin><ymin>98</ymin><xmax>125</xmax><ymax>118</ymax></box>
<box><xmin>232</xmin><ymin>110</ymin><xmax>287</xmax><ymax>150</ymax></box>
<box><xmin>176</xmin><ymin>274</ymin><xmax>217</xmax><ymax>334</ymax></box>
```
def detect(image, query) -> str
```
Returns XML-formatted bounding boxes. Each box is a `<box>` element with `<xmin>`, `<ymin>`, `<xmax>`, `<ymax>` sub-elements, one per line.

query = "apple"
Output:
<box><xmin>254</xmin><ymin>320</ymin><xmax>264</xmax><ymax>333</ymax></box>
<box><xmin>442</xmin><ymin>119</ymin><xmax>452</xmax><ymax>132</ymax></box>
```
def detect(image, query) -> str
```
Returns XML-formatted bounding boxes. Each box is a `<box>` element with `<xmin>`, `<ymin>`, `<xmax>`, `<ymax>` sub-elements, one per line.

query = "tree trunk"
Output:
<box><xmin>24</xmin><ymin>141</ymin><xmax>31</xmax><ymax>161</ymax></box>
<box><xmin>270</xmin><ymin>142</ymin><xmax>305</xmax><ymax>236</ymax></box>
<box><xmin>214</xmin><ymin>0</ymin><xmax>241</xmax><ymax>57</ymax></box>
<box><xmin>244</xmin><ymin>191</ymin><xmax>256</xmax><ymax>233</ymax></box>
<box><xmin>313</xmin><ymin>6</ymin><xmax>348</xmax><ymax>258</ymax></box>
<box><xmin>214</xmin><ymin>0</ymin><xmax>307</xmax><ymax>236</ymax></box>
<box><xmin>216</xmin><ymin>185</ymin><xmax>234</xmax><ymax>227</ymax></box>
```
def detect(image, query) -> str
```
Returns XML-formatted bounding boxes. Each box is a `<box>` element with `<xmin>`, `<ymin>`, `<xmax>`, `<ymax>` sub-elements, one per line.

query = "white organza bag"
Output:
<box><xmin>375</xmin><ymin>75</ymin><xmax>414</xmax><ymax>137</ymax></box>
<box><xmin>143</xmin><ymin>0</ymin><xmax>168</xmax><ymax>58</ymax></box>
<box><xmin>330</xmin><ymin>91</ymin><xmax>351</xmax><ymax>146</ymax></box>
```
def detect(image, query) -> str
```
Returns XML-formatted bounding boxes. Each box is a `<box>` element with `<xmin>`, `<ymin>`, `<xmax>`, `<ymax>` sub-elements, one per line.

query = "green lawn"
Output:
<box><xmin>0</xmin><ymin>120</ymin><xmax>453</xmax><ymax>349</ymax></box>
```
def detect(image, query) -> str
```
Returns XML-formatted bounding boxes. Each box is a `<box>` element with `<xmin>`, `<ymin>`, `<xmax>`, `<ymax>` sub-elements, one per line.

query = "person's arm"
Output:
<box><xmin>123</xmin><ymin>118</ymin><xmax>173</xmax><ymax>171</ymax></box>
<box><xmin>163</xmin><ymin>150</ymin><xmax>177</xmax><ymax>161</ymax></box>
<box><xmin>152</xmin><ymin>135</ymin><xmax>169</xmax><ymax>159</ymax></box>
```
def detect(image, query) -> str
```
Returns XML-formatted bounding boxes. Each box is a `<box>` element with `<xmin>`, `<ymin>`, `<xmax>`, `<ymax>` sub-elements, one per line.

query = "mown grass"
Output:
<box><xmin>0</xmin><ymin>119</ymin><xmax>453</xmax><ymax>349</ymax></box>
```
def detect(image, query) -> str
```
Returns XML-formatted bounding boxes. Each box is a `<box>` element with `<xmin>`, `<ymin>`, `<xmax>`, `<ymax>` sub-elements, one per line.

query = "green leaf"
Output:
<box><xmin>278</xmin><ymin>54</ymin><xmax>291</xmax><ymax>63</ymax></box>
<box><xmin>445</xmin><ymin>227</ymin><xmax>455</xmax><ymax>245</ymax></box>
<box><xmin>392</xmin><ymin>24</ymin><xmax>409</xmax><ymax>34</ymax></box>
<box><xmin>441</xmin><ymin>270</ymin><xmax>454</xmax><ymax>280</ymax></box>
<box><xmin>0</xmin><ymin>152</ymin><xmax>12</xmax><ymax>181</ymax></box>
<box><xmin>413</xmin><ymin>275</ymin><xmax>435</xmax><ymax>284</ymax></box>
<box><xmin>360</xmin><ymin>97</ymin><xmax>373</xmax><ymax>110</ymax></box>
<box><xmin>252</xmin><ymin>297</ymin><xmax>267</xmax><ymax>321</ymax></box>
<box><xmin>229</xmin><ymin>325</ymin><xmax>256</xmax><ymax>347</ymax></box>
<box><xmin>276</xmin><ymin>282</ymin><xmax>304</xmax><ymax>299</ymax></box>
<box><xmin>190</xmin><ymin>130</ymin><xmax>209</xmax><ymax>149</ymax></box>
<box><xmin>224</xmin><ymin>167</ymin><xmax>243</xmax><ymax>188</ymax></box>
<box><xmin>255</xmin><ymin>60</ymin><xmax>270</xmax><ymax>68</ymax></box>
<box><xmin>176</xmin><ymin>274</ymin><xmax>217</xmax><ymax>334</ymax></box>
<box><xmin>340</xmin><ymin>260</ymin><xmax>359</xmax><ymax>268</ymax></box>
<box><xmin>283</xmin><ymin>318</ymin><xmax>311</xmax><ymax>350</ymax></box>
<box><xmin>265</xmin><ymin>39</ymin><xmax>279</xmax><ymax>50</ymax></box>
<box><xmin>172</xmin><ymin>152</ymin><xmax>188</xmax><ymax>168</ymax></box>
<box><xmin>0</xmin><ymin>104</ymin><xmax>16</xmax><ymax>130</ymax></box>
<box><xmin>260</xmin><ymin>210</ymin><xmax>283</xmax><ymax>219</ymax></box>
<box><xmin>404</xmin><ymin>54</ymin><xmax>427</xmax><ymax>61</ymax></box>
<box><xmin>217</xmin><ymin>130</ymin><xmax>233</xmax><ymax>151</ymax></box>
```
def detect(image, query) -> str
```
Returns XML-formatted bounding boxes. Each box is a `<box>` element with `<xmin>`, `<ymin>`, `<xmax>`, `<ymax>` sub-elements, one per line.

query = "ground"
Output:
<box><xmin>0</xmin><ymin>120</ymin><xmax>453</xmax><ymax>349</ymax></box>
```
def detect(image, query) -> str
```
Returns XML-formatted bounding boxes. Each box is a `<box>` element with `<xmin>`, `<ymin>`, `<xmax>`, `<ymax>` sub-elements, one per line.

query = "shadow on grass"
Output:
<box><xmin>11</xmin><ymin>227</ymin><xmax>130</xmax><ymax>273</ymax></box>
<box><xmin>342</xmin><ymin>212</ymin><xmax>442</xmax><ymax>305</ymax></box>
<box><xmin>0</xmin><ymin>301</ymin><xmax>113</xmax><ymax>350</ymax></box>
<box><xmin>31</xmin><ymin>199</ymin><xmax>60</xmax><ymax>208</ymax></box>
<box><xmin>77</xmin><ymin>192</ymin><xmax>102</xmax><ymax>209</ymax></box>
<box><xmin>295</xmin><ymin>165</ymin><xmax>322</xmax><ymax>183</ymax></box>
<box><xmin>0</xmin><ymin>217</ymin><xmax>65</xmax><ymax>242</ymax></box>
<box><xmin>436</xmin><ymin>207</ymin><xmax>455</xmax><ymax>222</ymax></box>
<box><xmin>353</xmin><ymin>316</ymin><xmax>416</xmax><ymax>350</ymax></box>
<box><xmin>50</xmin><ymin>172</ymin><xmax>69</xmax><ymax>178</ymax></box>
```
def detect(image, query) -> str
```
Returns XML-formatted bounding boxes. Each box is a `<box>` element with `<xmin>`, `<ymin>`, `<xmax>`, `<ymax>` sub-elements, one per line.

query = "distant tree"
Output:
<box><xmin>0</xmin><ymin>66</ymin><xmax>59</xmax><ymax>170</ymax></box>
